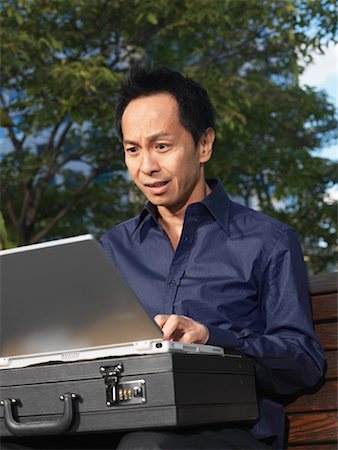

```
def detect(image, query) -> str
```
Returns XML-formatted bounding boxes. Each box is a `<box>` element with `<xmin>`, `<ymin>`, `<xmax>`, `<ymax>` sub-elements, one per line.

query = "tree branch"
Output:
<box><xmin>5</xmin><ymin>200</ymin><xmax>20</xmax><ymax>238</ymax></box>
<box><xmin>29</xmin><ymin>169</ymin><xmax>102</xmax><ymax>244</ymax></box>
<box><xmin>41</xmin><ymin>121</ymin><xmax>62</xmax><ymax>157</ymax></box>
<box><xmin>0</xmin><ymin>92</ymin><xmax>23</xmax><ymax>155</ymax></box>
<box><xmin>18</xmin><ymin>181</ymin><xmax>33</xmax><ymax>225</ymax></box>
<box><xmin>196</xmin><ymin>19</ymin><xmax>274</xmax><ymax>71</ymax></box>
<box><xmin>261</xmin><ymin>173</ymin><xmax>274</xmax><ymax>210</ymax></box>
<box><xmin>54</xmin><ymin>121</ymin><xmax>74</xmax><ymax>155</ymax></box>
<box><xmin>25</xmin><ymin>120</ymin><xmax>74</xmax><ymax>229</ymax></box>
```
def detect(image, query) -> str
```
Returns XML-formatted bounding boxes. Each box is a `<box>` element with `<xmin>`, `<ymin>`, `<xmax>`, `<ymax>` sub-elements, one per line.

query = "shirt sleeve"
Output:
<box><xmin>207</xmin><ymin>228</ymin><xmax>326</xmax><ymax>395</ymax></box>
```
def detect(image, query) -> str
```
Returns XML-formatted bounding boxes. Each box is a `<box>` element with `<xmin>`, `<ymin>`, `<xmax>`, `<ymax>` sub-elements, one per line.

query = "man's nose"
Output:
<box><xmin>140</xmin><ymin>151</ymin><xmax>160</xmax><ymax>174</ymax></box>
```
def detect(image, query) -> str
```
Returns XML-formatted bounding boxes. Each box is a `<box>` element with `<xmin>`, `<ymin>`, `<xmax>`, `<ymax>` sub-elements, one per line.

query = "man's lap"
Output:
<box><xmin>117</xmin><ymin>427</ymin><xmax>273</xmax><ymax>449</ymax></box>
<box><xmin>1</xmin><ymin>426</ymin><xmax>273</xmax><ymax>450</ymax></box>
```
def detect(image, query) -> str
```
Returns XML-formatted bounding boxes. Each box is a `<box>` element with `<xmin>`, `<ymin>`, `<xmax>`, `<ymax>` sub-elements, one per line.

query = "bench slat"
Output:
<box><xmin>309</xmin><ymin>273</ymin><xmax>337</xmax><ymax>296</ymax></box>
<box><xmin>288</xmin><ymin>411</ymin><xmax>338</xmax><ymax>444</ymax></box>
<box><xmin>314</xmin><ymin>322</ymin><xmax>338</xmax><ymax>350</ymax></box>
<box><xmin>286</xmin><ymin>380</ymin><xmax>337</xmax><ymax>413</ymax></box>
<box><xmin>288</xmin><ymin>444</ymin><xmax>338</xmax><ymax>450</ymax></box>
<box><xmin>324</xmin><ymin>350</ymin><xmax>338</xmax><ymax>379</ymax></box>
<box><xmin>312</xmin><ymin>293</ymin><xmax>338</xmax><ymax>322</ymax></box>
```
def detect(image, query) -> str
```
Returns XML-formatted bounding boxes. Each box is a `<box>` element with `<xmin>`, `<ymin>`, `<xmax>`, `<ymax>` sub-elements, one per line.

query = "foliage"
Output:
<box><xmin>1</xmin><ymin>0</ymin><xmax>337</xmax><ymax>273</ymax></box>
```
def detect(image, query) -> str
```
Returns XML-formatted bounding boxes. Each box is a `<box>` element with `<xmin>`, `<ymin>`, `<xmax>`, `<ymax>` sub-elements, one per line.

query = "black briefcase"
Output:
<box><xmin>0</xmin><ymin>353</ymin><xmax>258</xmax><ymax>440</ymax></box>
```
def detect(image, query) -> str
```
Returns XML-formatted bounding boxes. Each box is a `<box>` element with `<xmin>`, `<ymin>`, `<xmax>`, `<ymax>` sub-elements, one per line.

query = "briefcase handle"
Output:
<box><xmin>1</xmin><ymin>393</ymin><xmax>77</xmax><ymax>436</ymax></box>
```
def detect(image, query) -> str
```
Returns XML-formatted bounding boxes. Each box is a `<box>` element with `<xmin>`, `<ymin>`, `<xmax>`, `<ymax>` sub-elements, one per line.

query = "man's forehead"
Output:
<box><xmin>123</xmin><ymin>132</ymin><xmax>175</xmax><ymax>145</ymax></box>
<box><xmin>121</xmin><ymin>94</ymin><xmax>183</xmax><ymax>140</ymax></box>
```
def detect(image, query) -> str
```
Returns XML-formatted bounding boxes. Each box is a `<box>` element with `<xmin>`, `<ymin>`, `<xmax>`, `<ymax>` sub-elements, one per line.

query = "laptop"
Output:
<box><xmin>0</xmin><ymin>235</ymin><xmax>224</xmax><ymax>369</ymax></box>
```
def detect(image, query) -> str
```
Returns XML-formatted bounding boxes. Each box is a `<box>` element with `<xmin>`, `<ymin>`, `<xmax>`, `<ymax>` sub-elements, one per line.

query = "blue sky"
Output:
<box><xmin>299</xmin><ymin>42</ymin><xmax>337</xmax><ymax>162</ymax></box>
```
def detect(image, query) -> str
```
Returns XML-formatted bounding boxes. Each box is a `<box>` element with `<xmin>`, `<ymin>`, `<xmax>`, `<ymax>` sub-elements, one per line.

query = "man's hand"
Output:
<box><xmin>154</xmin><ymin>314</ymin><xmax>209</xmax><ymax>344</ymax></box>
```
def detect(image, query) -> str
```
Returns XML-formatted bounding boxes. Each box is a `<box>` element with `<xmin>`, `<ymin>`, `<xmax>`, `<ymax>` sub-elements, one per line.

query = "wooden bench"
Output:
<box><xmin>286</xmin><ymin>272</ymin><xmax>338</xmax><ymax>449</ymax></box>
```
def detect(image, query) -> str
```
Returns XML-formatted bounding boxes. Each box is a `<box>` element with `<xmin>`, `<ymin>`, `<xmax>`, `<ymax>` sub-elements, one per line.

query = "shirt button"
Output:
<box><xmin>184</xmin><ymin>236</ymin><xmax>189</xmax><ymax>242</ymax></box>
<box><xmin>169</xmin><ymin>280</ymin><xmax>176</xmax><ymax>287</ymax></box>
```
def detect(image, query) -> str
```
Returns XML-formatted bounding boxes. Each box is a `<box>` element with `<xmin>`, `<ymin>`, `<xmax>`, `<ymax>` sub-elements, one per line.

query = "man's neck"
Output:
<box><xmin>157</xmin><ymin>181</ymin><xmax>211</xmax><ymax>250</ymax></box>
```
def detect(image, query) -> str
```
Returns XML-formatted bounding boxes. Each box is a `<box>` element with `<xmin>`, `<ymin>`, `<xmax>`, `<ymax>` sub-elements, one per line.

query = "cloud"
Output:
<box><xmin>299</xmin><ymin>42</ymin><xmax>337</xmax><ymax>88</ymax></box>
<box><xmin>324</xmin><ymin>184</ymin><xmax>338</xmax><ymax>203</ymax></box>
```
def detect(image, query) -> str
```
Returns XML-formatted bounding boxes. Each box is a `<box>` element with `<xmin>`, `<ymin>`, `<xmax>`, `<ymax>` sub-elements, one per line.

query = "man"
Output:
<box><xmin>100</xmin><ymin>68</ymin><xmax>325</xmax><ymax>449</ymax></box>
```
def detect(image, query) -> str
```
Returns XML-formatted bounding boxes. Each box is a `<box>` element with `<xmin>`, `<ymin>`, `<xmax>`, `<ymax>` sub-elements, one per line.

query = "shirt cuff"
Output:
<box><xmin>206</xmin><ymin>325</ymin><xmax>241</xmax><ymax>349</ymax></box>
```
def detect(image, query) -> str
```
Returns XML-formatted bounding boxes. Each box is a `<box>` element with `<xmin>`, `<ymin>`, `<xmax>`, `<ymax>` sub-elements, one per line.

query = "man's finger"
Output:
<box><xmin>154</xmin><ymin>314</ymin><xmax>170</xmax><ymax>328</ymax></box>
<box><xmin>160</xmin><ymin>315</ymin><xmax>184</xmax><ymax>341</ymax></box>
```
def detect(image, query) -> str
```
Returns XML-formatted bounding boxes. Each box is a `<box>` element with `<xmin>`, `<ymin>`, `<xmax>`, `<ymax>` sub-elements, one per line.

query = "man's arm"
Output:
<box><xmin>156</xmin><ymin>229</ymin><xmax>326</xmax><ymax>396</ymax></box>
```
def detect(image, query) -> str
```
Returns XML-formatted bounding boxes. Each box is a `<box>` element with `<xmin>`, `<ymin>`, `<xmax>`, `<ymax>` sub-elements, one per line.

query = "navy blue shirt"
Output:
<box><xmin>101</xmin><ymin>179</ymin><xmax>325</xmax><ymax>448</ymax></box>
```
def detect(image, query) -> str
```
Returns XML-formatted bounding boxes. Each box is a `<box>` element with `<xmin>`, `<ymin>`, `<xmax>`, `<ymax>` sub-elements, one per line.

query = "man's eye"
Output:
<box><xmin>126</xmin><ymin>147</ymin><xmax>138</xmax><ymax>154</ymax></box>
<box><xmin>156</xmin><ymin>143</ymin><xmax>167</xmax><ymax>150</ymax></box>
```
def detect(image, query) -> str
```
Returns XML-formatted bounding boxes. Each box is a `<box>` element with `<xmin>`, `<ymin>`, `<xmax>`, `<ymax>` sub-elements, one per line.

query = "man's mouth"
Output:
<box><xmin>144</xmin><ymin>180</ymin><xmax>170</xmax><ymax>194</ymax></box>
<box><xmin>145</xmin><ymin>180</ymin><xmax>170</xmax><ymax>187</ymax></box>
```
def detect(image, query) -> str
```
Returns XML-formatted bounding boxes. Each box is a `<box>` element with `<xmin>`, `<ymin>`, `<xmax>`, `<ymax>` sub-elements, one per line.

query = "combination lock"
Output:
<box><xmin>100</xmin><ymin>364</ymin><xmax>146</xmax><ymax>407</ymax></box>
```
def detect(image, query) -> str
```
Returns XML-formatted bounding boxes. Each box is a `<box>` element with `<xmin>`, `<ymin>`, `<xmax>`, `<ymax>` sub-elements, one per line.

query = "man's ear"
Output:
<box><xmin>199</xmin><ymin>128</ymin><xmax>215</xmax><ymax>163</ymax></box>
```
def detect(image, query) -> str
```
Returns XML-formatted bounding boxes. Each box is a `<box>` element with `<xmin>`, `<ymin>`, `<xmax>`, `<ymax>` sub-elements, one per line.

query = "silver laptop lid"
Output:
<box><xmin>0</xmin><ymin>235</ymin><xmax>164</xmax><ymax>366</ymax></box>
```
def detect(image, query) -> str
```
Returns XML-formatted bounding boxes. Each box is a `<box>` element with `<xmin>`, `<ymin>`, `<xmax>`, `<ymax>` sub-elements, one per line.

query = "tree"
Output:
<box><xmin>1</xmin><ymin>0</ymin><xmax>337</xmax><ymax>273</ymax></box>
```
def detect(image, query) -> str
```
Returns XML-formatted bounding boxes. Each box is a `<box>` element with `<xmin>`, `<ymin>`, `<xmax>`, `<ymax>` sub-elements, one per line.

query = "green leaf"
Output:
<box><xmin>147</xmin><ymin>12</ymin><xmax>158</xmax><ymax>25</ymax></box>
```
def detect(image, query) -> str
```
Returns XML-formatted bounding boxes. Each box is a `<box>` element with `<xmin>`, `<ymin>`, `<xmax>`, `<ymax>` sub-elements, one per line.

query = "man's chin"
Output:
<box><xmin>139</xmin><ymin>188</ymin><xmax>167</xmax><ymax>203</ymax></box>
<box><xmin>146</xmin><ymin>196</ymin><xmax>168</xmax><ymax>206</ymax></box>
<box><xmin>142</xmin><ymin>193</ymin><xmax>172</xmax><ymax>208</ymax></box>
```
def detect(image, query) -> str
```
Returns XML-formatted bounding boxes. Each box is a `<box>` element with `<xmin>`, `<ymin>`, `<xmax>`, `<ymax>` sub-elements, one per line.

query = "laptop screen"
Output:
<box><xmin>0</xmin><ymin>235</ymin><xmax>163</xmax><ymax>360</ymax></box>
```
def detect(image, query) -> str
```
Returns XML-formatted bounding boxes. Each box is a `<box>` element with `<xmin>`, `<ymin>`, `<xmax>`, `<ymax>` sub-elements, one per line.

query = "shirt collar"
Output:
<box><xmin>200</xmin><ymin>179</ymin><xmax>230</xmax><ymax>234</ymax></box>
<box><xmin>130</xmin><ymin>204</ymin><xmax>158</xmax><ymax>237</ymax></box>
<box><xmin>131</xmin><ymin>178</ymin><xmax>230</xmax><ymax>236</ymax></box>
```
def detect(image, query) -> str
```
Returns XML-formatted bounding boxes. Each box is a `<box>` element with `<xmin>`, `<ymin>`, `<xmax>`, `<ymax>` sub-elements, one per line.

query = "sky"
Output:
<box><xmin>298</xmin><ymin>42</ymin><xmax>337</xmax><ymax>202</ymax></box>
<box><xmin>299</xmin><ymin>41</ymin><xmax>338</xmax><ymax>162</ymax></box>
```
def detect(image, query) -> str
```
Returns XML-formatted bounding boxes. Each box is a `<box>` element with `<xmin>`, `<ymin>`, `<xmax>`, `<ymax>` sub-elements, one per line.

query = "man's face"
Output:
<box><xmin>121</xmin><ymin>93</ymin><xmax>214</xmax><ymax>215</ymax></box>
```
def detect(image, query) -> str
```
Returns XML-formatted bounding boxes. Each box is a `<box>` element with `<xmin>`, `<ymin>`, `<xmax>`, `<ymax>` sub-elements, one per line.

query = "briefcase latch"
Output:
<box><xmin>100</xmin><ymin>363</ymin><xmax>146</xmax><ymax>407</ymax></box>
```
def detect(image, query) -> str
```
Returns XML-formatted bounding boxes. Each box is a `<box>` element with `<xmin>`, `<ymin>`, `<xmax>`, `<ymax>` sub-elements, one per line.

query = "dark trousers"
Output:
<box><xmin>1</xmin><ymin>426</ymin><xmax>273</xmax><ymax>450</ymax></box>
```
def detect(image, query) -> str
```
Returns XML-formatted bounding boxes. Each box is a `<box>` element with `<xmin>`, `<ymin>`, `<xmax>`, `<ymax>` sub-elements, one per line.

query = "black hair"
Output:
<box><xmin>115</xmin><ymin>67</ymin><xmax>215</xmax><ymax>145</ymax></box>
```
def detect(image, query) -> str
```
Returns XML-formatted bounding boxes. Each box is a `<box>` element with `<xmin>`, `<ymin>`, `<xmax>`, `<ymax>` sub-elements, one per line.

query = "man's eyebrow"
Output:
<box><xmin>122</xmin><ymin>139</ymin><xmax>138</xmax><ymax>146</ymax></box>
<box><xmin>148</xmin><ymin>132</ymin><xmax>173</xmax><ymax>141</ymax></box>
<box><xmin>123</xmin><ymin>132</ymin><xmax>173</xmax><ymax>145</ymax></box>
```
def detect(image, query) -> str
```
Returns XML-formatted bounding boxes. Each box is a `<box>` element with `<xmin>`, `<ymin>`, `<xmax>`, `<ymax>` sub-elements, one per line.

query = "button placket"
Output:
<box><xmin>162</xmin><ymin>215</ymin><xmax>200</xmax><ymax>314</ymax></box>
